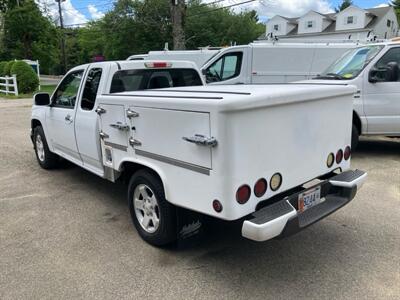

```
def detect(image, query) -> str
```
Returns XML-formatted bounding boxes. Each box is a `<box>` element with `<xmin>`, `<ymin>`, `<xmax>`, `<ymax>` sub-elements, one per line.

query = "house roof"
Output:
<box><xmin>262</xmin><ymin>5</ymin><xmax>394</xmax><ymax>39</ymax></box>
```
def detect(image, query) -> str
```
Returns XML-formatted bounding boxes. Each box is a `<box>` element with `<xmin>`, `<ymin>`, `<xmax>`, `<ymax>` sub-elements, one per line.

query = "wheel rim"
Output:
<box><xmin>133</xmin><ymin>184</ymin><xmax>160</xmax><ymax>233</ymax></box>
<box><xmin>35</xmin><ymin>135</ymin><xmax>45</xmax><ymax>162</ymax></box>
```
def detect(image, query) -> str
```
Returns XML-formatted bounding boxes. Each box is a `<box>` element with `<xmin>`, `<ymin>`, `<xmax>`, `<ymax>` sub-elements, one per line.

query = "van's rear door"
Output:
<box><xmin>129</xmin><ymin>107</ymin><xmax>212</xmax><ymax>170</ymax></box>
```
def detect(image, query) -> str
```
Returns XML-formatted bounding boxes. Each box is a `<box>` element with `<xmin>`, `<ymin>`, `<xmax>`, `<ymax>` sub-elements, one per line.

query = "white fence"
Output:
<box><xmin>0</xmin><ymin>75</ymin><xmax>18</xmax><ymax>96</ymax></box>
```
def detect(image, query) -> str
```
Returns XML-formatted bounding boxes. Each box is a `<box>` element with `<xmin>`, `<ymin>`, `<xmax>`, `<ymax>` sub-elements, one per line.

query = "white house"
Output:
<box><xmin>263</xmin><ymin>5</ymin><xmax>399</xmax><ymax>41</ymax></box>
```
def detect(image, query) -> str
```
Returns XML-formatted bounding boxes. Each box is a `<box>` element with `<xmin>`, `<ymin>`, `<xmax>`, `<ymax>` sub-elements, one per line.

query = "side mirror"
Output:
<box><xmin>201</xmin><ymin>69</ymin><xmax>207</xmax><ymax>75</ymax></box>
<box><xmin>385</xmin><ymin>62</ymin><xmax>399</xmax><ymax>82</ymax></box>
<box><xmin>369</xmin><ymin>62</ymin><xmax>399</xmax><ymax>83</ymax></box>
<box><xmin>34</xmin><ymin>93</ymin><xmax>50</xmax><ymax>106</ymax></box>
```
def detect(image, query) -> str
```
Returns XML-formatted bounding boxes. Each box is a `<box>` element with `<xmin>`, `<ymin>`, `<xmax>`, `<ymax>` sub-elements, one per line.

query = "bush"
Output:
<box><xmin>3</xmin><ymin>61</ymin><xmax>16</xmax><ymax>76</ymax></box>
<box><xmin>0</xmin><ymin>61</ymin><xmax>8</xmax><ymax>76</ymax></box>
<box><xmin>10</xmin><ymin>60</ymin><xmax>39</xmax><ymax>94</ymax></box>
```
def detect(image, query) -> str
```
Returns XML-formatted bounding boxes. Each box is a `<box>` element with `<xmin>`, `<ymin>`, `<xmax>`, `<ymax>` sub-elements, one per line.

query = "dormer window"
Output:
<box><xmin>273</xmin><ymin>24</ymin><xmax>280</xmax><ymax>31</ymax></box>
<box><xmin>346</xmin><ymin>16</ymin><xmax>355</xmax><ymax>24</ymax></box>
<box><xmin>306</xmin><ymin>21</ymin><xmax>314</xmax><ymax>28</ymax></box>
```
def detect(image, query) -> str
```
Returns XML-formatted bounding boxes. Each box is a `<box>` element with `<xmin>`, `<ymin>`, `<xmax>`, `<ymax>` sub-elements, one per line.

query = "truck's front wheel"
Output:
<box><xmin>33</xmin><ymin>126</ymin><xmax>59</xmax><ymax>169</ymax></box>
<box><xmin>128</xmin><ymin>170</ymin><xmax>177</xmax><ymax>246</ymax></box>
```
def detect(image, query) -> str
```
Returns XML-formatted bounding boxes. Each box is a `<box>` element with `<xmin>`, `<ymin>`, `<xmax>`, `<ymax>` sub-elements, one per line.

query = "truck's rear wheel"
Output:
<box><xmin>128</xmin><ymin>170</ymin><xmax>177</xmax><ymax>246</ymax></box>
<box><xmin>351</xmin><ymin>124</ymin><xmax>359</xmax><ymax>150</ymax></box>
<box><xmin>33</xmin><ymin>126</ymin><xmax>59</xmax><ymax>169</ymax></box>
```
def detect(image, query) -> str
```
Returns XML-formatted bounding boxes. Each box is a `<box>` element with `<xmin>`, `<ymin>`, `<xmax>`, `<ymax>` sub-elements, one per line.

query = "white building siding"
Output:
<box><xmin>266</xmin><ymin>16</ymin><xmax>294</xmax><ymax>36</ymax></box>
<box><xmin>298</xmin><ymin>11</ymin><xmax>324</xmax><ymax>34</ymax></box>
<box><xmin>336</xmin><ymin>6</ymin><xmax>368</xmax><ymax>31</ymax></box>
<box><xmin>372</xmin><ymin>9</ymin><xmax>399</xmax><ymax>39</ymax></box>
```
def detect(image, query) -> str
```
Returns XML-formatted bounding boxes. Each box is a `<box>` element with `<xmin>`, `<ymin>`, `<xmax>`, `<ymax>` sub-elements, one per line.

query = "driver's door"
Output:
<box><xmin>46</xmin><ymin>70</ymin><xmax>85</xmax><ymax>164</ymax></box>
<box><xmin>363</xmin><ymin>47</ymin><xmax>400</xmax><ymax>134</ymax></box>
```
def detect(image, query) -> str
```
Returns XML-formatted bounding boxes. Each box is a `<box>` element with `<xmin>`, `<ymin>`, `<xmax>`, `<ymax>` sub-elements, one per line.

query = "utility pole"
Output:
<box><xmin>170</xmin><ymin>0</ymin><xmax>186</xmax><ymax>50</ymax></box>
<box><xmin>55</xmin><ymin>0</ymin><xmax>67</xmax><ymax>74</ymax></box>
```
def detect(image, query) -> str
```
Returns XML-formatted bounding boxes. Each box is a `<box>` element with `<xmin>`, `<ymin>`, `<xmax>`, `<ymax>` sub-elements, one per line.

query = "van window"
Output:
<box><xmin>205</xmin><ymin>52</ymin><xmax>243</xmax><ymax>83</ymax></box>
<box><xmin>373</xmin><ymin>47</ymin><xmax>400</xmax><ymax>82</ymax></box>
<box><xmin>110</xmin><ymin>68</ymin><xmax>202</xmax><ymax>93</ymax></box>
<box><xmin>81</xmin><ymin>68</ymin><xmax>102</xmax><ymax>111</ymax></box>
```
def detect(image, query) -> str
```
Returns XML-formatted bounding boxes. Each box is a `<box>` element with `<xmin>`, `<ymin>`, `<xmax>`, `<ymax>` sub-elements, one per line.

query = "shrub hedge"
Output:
<box><xmin>0</xmin><ymin>62</ymin><xmax>8</xmax><ymax>76</ymax></box>
<box><xmin>10</xmin><ymin>61</ymin><xmax>39</xmax><ymax>94</ymax></box>
<box><xmin>3</xmin><ymin>61</ymin><xmax>16</xmax><ymax>76</ymax></box>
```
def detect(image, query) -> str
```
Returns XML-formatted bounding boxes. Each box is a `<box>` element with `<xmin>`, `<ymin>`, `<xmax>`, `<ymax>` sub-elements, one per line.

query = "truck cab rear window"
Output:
<box><xmin>110</xmin><ymin>68</ymin><xmax>202</xmax><ymax>93</ymax></box>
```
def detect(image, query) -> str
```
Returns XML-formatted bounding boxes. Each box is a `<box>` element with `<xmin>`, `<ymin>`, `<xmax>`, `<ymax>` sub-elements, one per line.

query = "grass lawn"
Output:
<box><xmin>0</xmin><ymin>85</ymin><xmax>57</xmax><ymax>99</ymax></box>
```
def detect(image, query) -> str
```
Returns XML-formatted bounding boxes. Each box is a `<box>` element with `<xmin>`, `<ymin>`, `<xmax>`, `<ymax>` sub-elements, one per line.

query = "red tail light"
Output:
<box><xmin>344</xmin><ymin>146</ymin><xmax>351</xmax><ymax>160</ymax></box>
<box><xmin>236</xmin><ymin>185</ymin><xmax>251</xmax><ymax>204</ymax></box>
<box><xmin>336</xmin><ymin>149</ymin><xmax>343</xmax><ymax>164</ymax></box>
<box><xmin>212</xmin><ymin>200</ymin><xmax>223</xmax><ymax>213</ymax></box>
<box><xmin>254</xmin><ymin>178</ymin><xmax>267</xmax><ymax>198</ymax></box>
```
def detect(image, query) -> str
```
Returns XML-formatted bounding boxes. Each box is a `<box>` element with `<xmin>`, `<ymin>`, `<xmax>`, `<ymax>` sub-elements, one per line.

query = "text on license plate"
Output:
<box><xmin>298</xmin><ymin>186</ymin><xmax>322</xmax><ymax>213</ymax></box>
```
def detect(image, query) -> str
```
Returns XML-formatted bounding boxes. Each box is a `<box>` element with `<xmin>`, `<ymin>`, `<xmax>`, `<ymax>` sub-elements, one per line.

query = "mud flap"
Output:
<box><xmin>176</xmin><ymin>207</ymin><xmax>206</xmax><ymax>248</ymax></box>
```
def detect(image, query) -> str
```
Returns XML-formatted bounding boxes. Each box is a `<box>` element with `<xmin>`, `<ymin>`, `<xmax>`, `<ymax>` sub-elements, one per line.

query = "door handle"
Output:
<box><xmin>182</xmin><ymin>134</ymin><xmax>218</xmax><ymax>147</ymax></box>
<box><xmin>65</xmin><ymin>114</ymin><xmax>73</xmax><ymax>123</ymax></box>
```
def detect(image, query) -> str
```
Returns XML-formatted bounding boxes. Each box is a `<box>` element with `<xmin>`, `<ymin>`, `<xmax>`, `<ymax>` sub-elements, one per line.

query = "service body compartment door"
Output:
<box><xmin>131</xmin><ymin>107</ymin><xmax>212</xmax><ymax>169</ymax></box>
<box><xmin>99</xmin><ymin>104</ymin><xmax>129</xmax><ymax>149</ymax></box>
<box><xmin>98</xmin><ymin>104</ymin><xmax>129</xmax><ymax>171</ymax></box>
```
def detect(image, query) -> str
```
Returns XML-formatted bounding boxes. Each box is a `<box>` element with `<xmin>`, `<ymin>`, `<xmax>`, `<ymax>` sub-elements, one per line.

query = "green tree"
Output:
<box><xmin>1</xmin><ymin>0</ymin><xmax>59</xmax><ymax>74</ymax></box>
<box><xmin>392</xmin><ymin>0</ymin><xmax>400</xmax><ymax>22</ymax></box>
<box><xmin>76</xmin><ymin>0</ymin><xmax>264</xmax><ymax>62</ymax></box>
<box><xmin>335</xmin><ymin>0</ymin><xmax>353</xmax><ymax>13</ymax></box>
<box><xmin>186</xmin><ymin>0</ymin><xmax>264</xmax><ymax>48</ymax></box>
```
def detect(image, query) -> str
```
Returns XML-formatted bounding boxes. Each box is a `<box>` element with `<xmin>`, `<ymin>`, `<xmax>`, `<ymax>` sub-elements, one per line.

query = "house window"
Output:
<box><xmin>306</xmin><ymin>21</ymin><xmax>314</xmax><ymax>28</ymax></box>
<box><xmin>273</xmin><ymin>24</ymin><xmax>280</xmax><ymax>31</ymax></box>
<box><xmin>347</xmin><ymin>16</ymin><xmax>354</xmax><ymax>24</ymax></box>
<box><xmin>387</xmin><ymin>20</ymin><xmax>392</xmax><ymax>28</ymax></box>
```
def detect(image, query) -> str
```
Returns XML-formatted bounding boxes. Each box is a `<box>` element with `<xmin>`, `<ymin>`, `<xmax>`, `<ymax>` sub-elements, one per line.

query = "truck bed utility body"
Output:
<box><xmin>31</xmin><ymin>61</ymin><xmax>366</xmax><ymax>245</ymax></box>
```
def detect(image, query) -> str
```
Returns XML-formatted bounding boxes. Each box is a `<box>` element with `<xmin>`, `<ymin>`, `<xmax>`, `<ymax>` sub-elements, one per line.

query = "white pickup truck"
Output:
<box><xmin>302</xmin><ymin>39</ymin><xmax>400</xmax><ymax>148</ymax></box>
<box><xmin>31</xmin><ymin>60</ymin><xmax>367</xmax><ymax>246</ymax></box>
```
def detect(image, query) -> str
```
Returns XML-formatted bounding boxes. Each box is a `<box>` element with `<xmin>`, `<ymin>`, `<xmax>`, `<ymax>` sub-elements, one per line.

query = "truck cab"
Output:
<box><xmin>303</xmin><ymin>39</ymin><xmax>400</xmax><ymax>147</ymax></box>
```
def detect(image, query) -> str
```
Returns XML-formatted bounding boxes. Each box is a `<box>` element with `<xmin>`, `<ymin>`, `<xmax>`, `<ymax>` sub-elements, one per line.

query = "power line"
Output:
<box><xmin>63</xmin><ymin>0</ymin><xmax>259</xmax><ymax>28</ymax></box>
<box><xmin>188</xmin><ymin>0</ymin><xmax>257</xmax><ymax>18</ymax></box>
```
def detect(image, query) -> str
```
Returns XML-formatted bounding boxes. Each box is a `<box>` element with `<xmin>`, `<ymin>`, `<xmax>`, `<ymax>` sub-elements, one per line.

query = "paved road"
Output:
<box><xmin>0</xmin><ymin>99</ymin><xmax>399</xmax><ymax>300</ymax></box>
<box><xmin>40</xmin><ymin>75</ymin><xmax>62</xmax><ymax>86</ymax></box>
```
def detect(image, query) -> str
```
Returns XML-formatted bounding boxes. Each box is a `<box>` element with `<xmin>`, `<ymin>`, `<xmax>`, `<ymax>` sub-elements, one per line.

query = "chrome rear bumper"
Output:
<box><xmin>242</xmin><ymin>169</ymin><xmax>367</xmax><ymax>242</ymax></box>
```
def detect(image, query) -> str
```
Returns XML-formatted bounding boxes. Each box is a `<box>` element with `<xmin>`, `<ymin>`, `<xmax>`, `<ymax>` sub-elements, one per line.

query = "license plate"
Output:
<box><xmin>298</xmin><ymin>186</ymin><xmax>322</xmax><ymax>213</ymax></box>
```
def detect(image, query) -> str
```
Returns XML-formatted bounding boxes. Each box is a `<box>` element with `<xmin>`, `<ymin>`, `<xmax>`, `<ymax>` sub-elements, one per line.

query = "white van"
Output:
<box><xmin>127</xmin><ymin>49</ymin><xmax>221</xmax><ymax>68</ymax></box>
<box><xmin>201</xmin><ymin>42</ymin><xmax>359</xmax><ymax>84</ymax></box>
<box><xmin>301</xmin><ymin>39</ymin><xmax>400</xmax><ymax>148</ymax></box>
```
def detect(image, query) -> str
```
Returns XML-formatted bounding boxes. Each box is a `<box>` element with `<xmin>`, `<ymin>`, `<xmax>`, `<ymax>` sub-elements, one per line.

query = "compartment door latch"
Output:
<box><xmin>182</xmin><ymin>134</ymin><xmax>218</xmax><ymax>147</ymax></box>
<box><xmin>110</xmin><ymin>122</ymin><xmax>130</xmax><ymax>131</ymax></box>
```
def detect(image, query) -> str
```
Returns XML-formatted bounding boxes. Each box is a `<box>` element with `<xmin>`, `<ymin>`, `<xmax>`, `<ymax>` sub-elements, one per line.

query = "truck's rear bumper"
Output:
<box><xmin>242</xmin><ymin>169</ymin><xmax>367</xmax><ymax>242</ymax></box>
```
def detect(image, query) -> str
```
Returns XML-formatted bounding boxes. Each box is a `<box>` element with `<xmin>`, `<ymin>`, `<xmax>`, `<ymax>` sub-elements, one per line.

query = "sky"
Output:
<box><xmin>39</xmin><ymin>0</ymin><xmax>393</xmax><ymax>26</ymax></box>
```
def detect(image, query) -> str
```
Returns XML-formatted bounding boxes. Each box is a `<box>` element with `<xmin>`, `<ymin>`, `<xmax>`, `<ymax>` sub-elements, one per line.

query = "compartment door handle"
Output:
<box><xmin>182</xmin><ymin>134</ymin><xmax>218</xmax><ymax>147</ymax></box>
<box><xmin>110</xmin><ymin>122</ymin><xmax>130</xmax><ymax>131</ymax></box>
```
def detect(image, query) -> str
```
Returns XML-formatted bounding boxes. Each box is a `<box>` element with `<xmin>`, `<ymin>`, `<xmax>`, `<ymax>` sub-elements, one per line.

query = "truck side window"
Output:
<box><xmin>52</xmin><ymin>70</ymin><xmax>84</xmax><ymax>109</ymax></box>
<box><xmin>206</xmin><ymin>52</ymin><xmax>243</xmax><ymax>83</ymax></box>
<box><xmin>81</xmin><ymin>68</ymin><xmax>103</xmax><ymax>111</ymax></box>
<box><xmin>374</xmin><ymin>48</ymin><xmax>400</xmax><ymax>82</ymax></box>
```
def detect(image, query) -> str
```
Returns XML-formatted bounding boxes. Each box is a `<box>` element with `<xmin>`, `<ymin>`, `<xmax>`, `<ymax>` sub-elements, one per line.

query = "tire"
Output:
<box><xmin>33</xmin><ymin>126</ymin><xmax>59</xmax><ymax>169</ymax></box>
<box><xmin>351</xmin><ymin>124</ymin><xmax>359</xmax><ymax>150</ymax></box>
<box><xmin>128</xmin><ymin>170</ymin><xmax>177</xmax><ymax>246</ymax></box>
